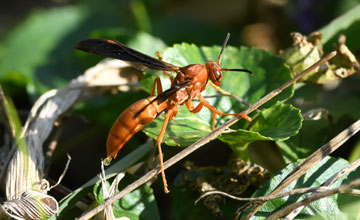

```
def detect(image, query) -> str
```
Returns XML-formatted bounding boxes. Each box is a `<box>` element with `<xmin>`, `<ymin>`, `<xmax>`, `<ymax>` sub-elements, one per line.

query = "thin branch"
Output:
<box><xmin>351</xmin><ymin>189</ymin><xmax>360</xmax><ymax>195</ymax></box>
<box><xmin>267</xmin><ymin>178</ymin><xmax>360</xmax><ymax>220</ymax></box>
<box><xmin>48</xmin><ymin>154</ymin><xmax>72</xmax><ymax>191</ymax></box>
<box><xmin>196</xmin><ymin>187</ymin><xmax>331</xmax><ymax>203</ymax></box>
<box><xmin>77</xmin><ymin>51</ymin><xmax>337</xmax><ymax>220</ymax></box>
<box><xmin>242</xmin><ymin>118</ymin><xmax>360</xmax><ymax>219</ymax></box>
<box><xmin>196</xmin><ymin>186</ymin><xmax>360</xmax><ymax>204</ymax></box>
<box><xmin>323</xmin><ymin>158</ymin><xmax>360</xmax><ymax>187</ymax></box>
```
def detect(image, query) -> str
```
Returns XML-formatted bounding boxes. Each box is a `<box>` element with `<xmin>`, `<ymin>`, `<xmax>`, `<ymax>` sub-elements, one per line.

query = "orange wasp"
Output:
<box><xmin>75</xmin><ymin>33</ymin><xmax>252</xmax><ymax>193</ymax></box>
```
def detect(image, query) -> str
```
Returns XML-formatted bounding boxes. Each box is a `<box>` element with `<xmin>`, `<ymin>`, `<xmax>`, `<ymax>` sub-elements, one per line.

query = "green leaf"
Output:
<box><xmin>248</xmin><ymin>102</ymin><xmax>302</xmax><ymax>139</ymax></box>
<box><xmin>219</xmin><ymin>102</ymin><xmax>303</xmax><ymax>158</ymax></box>
<box><xmin>93</xmin><ymin>176</ymin><xmax>159</xmax><ymax>220</ymax></box>
<box><xmin>277</xmin><ymin>114</ymin><xmax>331</xmax><ymax>163</ymax></box>
<box><xmin>246</xmin><ymin>156</ymin><xmax>348</xmax><ymax>219</ymax></box>
<box><xmin>141</xmin><ymin>44</ymin><xmax>293</xmax><ymax>147</ymax></box>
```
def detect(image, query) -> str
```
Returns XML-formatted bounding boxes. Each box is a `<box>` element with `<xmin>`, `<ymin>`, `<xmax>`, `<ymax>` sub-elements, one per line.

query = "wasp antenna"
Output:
<box><xmin>220</xmin><ymin>68</ymin><xmax>253</xmax><ymax>75</ymax></box>
<box><xmin>217</xmin><ymin>33</ymin><xmax>231</xmax><ymax>66</ymax></box>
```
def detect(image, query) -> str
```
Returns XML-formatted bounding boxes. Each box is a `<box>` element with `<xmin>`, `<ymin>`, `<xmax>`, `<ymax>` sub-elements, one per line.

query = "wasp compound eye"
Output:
<box><xmin>213</xmin><ymin>69</ymin><xmax>221</xmax><ymax>81</ymax></box>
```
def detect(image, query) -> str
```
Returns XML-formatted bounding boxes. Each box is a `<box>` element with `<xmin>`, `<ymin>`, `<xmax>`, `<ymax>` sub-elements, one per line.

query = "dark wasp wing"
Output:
<box><xmin>134</xmin><ymin>80</ymin><xmax>191</xmax><ymax>118</ymax></box>
<box><xmin>155</xmin><ymin>80</ymin><xmax>191</xmax><ymax>102</ymax></box>
<box><xmin>75</xmin><ymin>39</ymin><xmax>180</xmax><ymax>72</ymax></box>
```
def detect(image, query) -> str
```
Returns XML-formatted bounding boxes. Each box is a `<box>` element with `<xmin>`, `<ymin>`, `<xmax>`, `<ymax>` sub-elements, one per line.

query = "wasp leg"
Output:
<box><xmin>151</xmin><ymin>77</ymin><xmax>163</xmax><ymax>96</ymax></box>
<box><xmin>185</xmin><ymin>99</ymin><xmax>203</xmax><ymax>113</ymax></box>
<box><xmin>198</xmin><ymin>94</ymin><xmax>252</xmax><ymax>130</ymax></box>
<box><xmin>156</xmin><ymin>106</ymin><xmax>178</xmax><ymax>193</ymax></box>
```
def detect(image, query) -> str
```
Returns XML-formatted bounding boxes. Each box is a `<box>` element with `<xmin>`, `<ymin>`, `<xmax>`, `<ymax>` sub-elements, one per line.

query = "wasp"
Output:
<box><xmin>75</xmin><ymin>33</ymin><xmax>252</xmax><ymax>193</ymax></box>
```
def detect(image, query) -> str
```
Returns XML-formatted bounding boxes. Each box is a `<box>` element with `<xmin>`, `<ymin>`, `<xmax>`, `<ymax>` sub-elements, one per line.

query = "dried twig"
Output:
<box><xmin>323</xmin><ymin>158</ymin><xmax>360</xmax><ymax>186</ymax></box>
<box><xmin>196</xmin><ymin>187</ymin><xmax>329</xmax><ymax>203</ymax></box>
<box><xmin>77</xmin><ymin>51</ymin><xmax>337</xmax><ymax>220</ymax></box>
